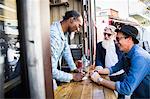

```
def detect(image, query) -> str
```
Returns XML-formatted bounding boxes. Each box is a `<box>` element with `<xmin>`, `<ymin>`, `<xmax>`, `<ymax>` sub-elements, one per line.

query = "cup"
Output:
<box><xmin>77</xmin><ymin>60</ymin><xmax>82</xmax><ymax>68</ymax></box>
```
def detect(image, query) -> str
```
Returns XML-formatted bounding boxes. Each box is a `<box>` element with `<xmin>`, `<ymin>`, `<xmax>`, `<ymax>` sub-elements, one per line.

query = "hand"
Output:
<box><xmin>73</xmin><ymin>73</ymin><xmax>85</xmax><ymax>82</ymax></box>
<box><xmin>90</xmin><ymin>72</ymin><xmax>101</xmax><ymax>83</ymax></box>
<box><xmin>90</xmin><ymin>65</ymin><xmax>96</xmax><ymax>70</ymax></box>
<box><xmin>89</xmin><ymin>66</ymin><xmax>103</xmax><ymax>76</ymax></box>
<box><xmin>89</xmin><ymin>70</ymin><xmax>95</xmax><ymax>76</ymax></box>
<box><xmin>72</xmin><ymin>69</ymin><xmax>80</xmax><ymax>73</ymax></box>
<box><xmin>72</xmin><ymin>69</ymin><xmax>86</xmax><ymax>74</ymax></box>
<box><xmin>97</xmin><ymin>68</ymin><xmax>110</xmax><ymax>75</ymax></box>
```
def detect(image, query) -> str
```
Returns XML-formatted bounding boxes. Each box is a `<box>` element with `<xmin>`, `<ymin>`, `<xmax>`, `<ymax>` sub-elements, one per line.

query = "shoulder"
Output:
<box><xmin>132</xmin><ymin>46</ymin><xmax>150</xmax><ymax>64</ymax></box>
<box><xmin>96</xmin><ymin>42</ymin><xmax>102</xmax><ymax>47</ymax></box>
<box><xmin>50</xmin><ymin>21</ymin><xmax>60</xmax><ymax>31</ymax></box>
<box><xmin>50</xmin><ymin>21</ymin><xmax>60</xmax><ymax>37</ymax></box>
<box><xmin>134</xmin><ymin>45</ymin><xmax>149</xmax><ymax>57</ymax></box>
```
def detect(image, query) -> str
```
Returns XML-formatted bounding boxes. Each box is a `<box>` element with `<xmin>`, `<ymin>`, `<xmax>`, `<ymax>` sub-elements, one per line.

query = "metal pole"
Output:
<box><xmin>94</xmin><ymin>0</ymin><xmax>97</xmax><ymax>44</ymax></box>
<box><xmin>0</xmin><ymin>52</ymin><xmax>4</xmax><ymax>98</ymax></box>
<box><xmin>88</xmin><ymin>0</ymin><xmax>92</xmax><ymax>62</ymax></box>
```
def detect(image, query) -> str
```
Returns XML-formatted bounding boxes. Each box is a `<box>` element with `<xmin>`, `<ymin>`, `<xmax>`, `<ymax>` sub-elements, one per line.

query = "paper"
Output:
<box><xmin>82</xmin><ymin>76</ymin><xmax>88</xmax><ymax>80</ymax></box>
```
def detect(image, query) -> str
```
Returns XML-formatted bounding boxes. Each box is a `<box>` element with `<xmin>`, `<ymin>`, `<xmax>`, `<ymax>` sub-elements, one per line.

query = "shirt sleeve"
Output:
<box><xmin>108</xmin><ymin>56</ymin><xmax>125</xmax><ymax>75</ymax></box>
<box><xmin>62</xmin><ymin>39</ymin><xmax>77</xmax><ymax>71</ymax></box>
<box><xmin>115</xmin><ymin>56</ymin><xmax>149</xmax><ymax>95</ymax></box>
<box><xmin>50</xmin><ymin>30</ymin><xmax>73</xmax><ymax>82</ymax></box>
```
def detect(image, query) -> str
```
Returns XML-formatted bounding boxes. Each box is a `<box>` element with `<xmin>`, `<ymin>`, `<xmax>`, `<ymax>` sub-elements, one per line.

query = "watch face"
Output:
<box><xmin>98</xmin><ymin>77</ymin><xmax>103</xmax><ymax>82</ymax></box>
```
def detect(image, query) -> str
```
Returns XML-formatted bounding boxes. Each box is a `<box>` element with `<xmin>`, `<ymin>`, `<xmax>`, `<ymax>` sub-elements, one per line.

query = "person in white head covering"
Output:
<box><xmin>95</xmin><ymin>25</ymin><xmax>123</xmax><ymax>69</ymax></box>
<box><xmin>95</xmin><ymin>25</ymin><xmax>125</xmax><ymax>99</ymax></box>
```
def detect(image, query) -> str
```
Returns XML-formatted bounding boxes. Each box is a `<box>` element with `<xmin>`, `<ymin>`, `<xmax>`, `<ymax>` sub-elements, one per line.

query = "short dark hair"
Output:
<box><xmin>63</xmin><ymin>10</ymin><xmax>81</xmax><ymax>21</ymax></box>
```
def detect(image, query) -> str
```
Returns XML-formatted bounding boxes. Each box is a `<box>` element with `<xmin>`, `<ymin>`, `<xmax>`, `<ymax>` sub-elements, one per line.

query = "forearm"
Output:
<box><xmin>53</xmin><ymin>69</ymin><xmax>73</xmax><ymax>82</ymax></box>
<box><xmin>90</xmin><ymin>72</ymin><xmax>116</xmax><ymax>90</ymax></box>
<box><xmin>98</xmin><ymin>78</ymin><xmax>116</xmax><ymax>90</ymax></box>
<box><xmin>63</xmin><ymin>42</ymin><xmax>76</xmax><ymax>70</ymax></box>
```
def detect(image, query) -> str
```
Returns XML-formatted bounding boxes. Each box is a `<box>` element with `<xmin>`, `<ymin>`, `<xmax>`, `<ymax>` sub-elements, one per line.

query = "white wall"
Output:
<box><xmin>143</xmin><ymin>26</ymin><xmax>150</xmax><ymax>46</ymax></box>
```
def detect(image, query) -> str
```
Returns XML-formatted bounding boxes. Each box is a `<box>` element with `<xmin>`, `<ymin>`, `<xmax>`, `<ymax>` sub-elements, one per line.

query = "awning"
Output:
<box><xmin>130</xmin><ymin>14</ymin><xmax>150</xmax><ymax>27</ymax></box>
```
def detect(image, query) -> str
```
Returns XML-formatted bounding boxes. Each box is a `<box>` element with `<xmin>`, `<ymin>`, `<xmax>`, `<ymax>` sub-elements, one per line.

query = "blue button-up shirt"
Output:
<box><xmin>109</xmin><ymin>45</ymin><xmax>150</xmax><ymax>98</ymax></box>
<box><xmin>50</xmin><ymin>21</ymin><xmax>77</xmax><ymax>82</ymax></box>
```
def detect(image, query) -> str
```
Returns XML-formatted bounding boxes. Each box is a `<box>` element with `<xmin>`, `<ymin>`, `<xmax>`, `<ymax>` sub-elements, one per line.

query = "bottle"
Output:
<box><xmin>81</xmin><ymin>54</ymin><xmax>86</xmax><ymax>67</ymax></box>
<box><xmin>82</xmin><ymin>54</ymin><xmax>90</xmax><ymax>72</ymax></box>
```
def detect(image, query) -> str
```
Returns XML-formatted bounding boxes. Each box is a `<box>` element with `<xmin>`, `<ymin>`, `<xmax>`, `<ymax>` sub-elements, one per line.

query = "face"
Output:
<box><xmin>68</xmin><ymin>16</ymin><xmax>83</xmax><ymax>33</ymax></box>
<box><xmin>103</xmin><ymin>28</ymin><xmax>114</xmax><ymax>40</ymax></box>
<box><xmin>104</xmin><ymin>32</ymin><xmax>113</xmax><ymax>40</ymax></box>
<box><xmin>116</xmin><ymin>32</ymin><xmax>129</xmax><ymax>52</ymax></box>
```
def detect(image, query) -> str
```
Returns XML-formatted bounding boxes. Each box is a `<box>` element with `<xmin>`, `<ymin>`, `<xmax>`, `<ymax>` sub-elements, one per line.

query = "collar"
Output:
<box><xmin>55</xmin><ymin>21</ymin><xmax>66</xmax><ymax>41</ymax></box>
<box><xmin>127</xmin><ymin>44</ymin><xmax>138</xmax><ymax>58</ymax></box>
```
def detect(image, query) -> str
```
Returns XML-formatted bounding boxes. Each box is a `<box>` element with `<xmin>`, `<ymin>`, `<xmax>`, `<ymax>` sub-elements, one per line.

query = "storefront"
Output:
<box><xmin>0</xmin><ymin>0</ymin><xmax>53</xmax><ymax>98</ymax></box>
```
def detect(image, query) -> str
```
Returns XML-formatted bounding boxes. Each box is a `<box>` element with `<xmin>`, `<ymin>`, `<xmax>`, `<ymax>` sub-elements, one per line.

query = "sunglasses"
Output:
<box><xmin>116</xmin><ymin>36</ymin><xmax>128</xmax><ymax>42</ymax></box>
<box><xmin>104</xmin><ymin>33</ymin><xmax>112</xmax><ymax>37</ymax></box>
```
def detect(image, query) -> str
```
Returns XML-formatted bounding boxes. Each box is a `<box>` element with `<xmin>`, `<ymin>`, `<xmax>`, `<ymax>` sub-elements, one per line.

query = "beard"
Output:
<box><xmin>102</xmin><ymin>39</ymin><xmax>114</xmax><ymax>49</ymax></box>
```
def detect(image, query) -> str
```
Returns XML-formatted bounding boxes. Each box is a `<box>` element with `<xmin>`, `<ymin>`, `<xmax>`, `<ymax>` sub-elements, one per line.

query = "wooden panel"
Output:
<box><xmin>1</xmin><ymin>0</ymin><xmax>17</xmax><ymax>20</ymax></box>
<box><xmin>93</xmin><ymin>83</ymin><xmax>104</xmax><ymax>99</ymax></box>
<box><xmin>50</xmin><ymin>0</ymin><xmax>82</xmax><ymax>23</ymax></box>
<box><xmin>81</xmin><ymin>83</ymin><xmax>92</xmax><ymax>99</ymax></box>
<box><xmin>77</xmin><ymin>1</ymin><xmax>81</xmax><ymax>13</ymax></box>
<box><xmin>103</xmin><ymin>87</ymin><xmax>117</xmax><ymax>99</ymax></box>
<box><xmin>73</xmin><ymin>0</ymin><xmax>78</xmax><ymax>11</ymax></box>
<box><xmin>67</xmin><ymin>0</ymin><xmax>73</xmax><ymax>11</ymax></box>
<box><xmin>70</xmin><ymin>82</ymin><xmax>83</xmax><ymax>99</ymax></box>
<box><xmin>54</xmin><ymin>83</ymin><xmax>76</xmax><ymax>99</ymax></box>
<box><xmin>102</xmin><ymin>75</ymin><xmax>117</xmax><ymax>99</ymax></box>
<box><xmin>4</xmin><ymin>0</ymin><xmax>16</xmax><ymax>9</ymax></box>
<box><xmin>40</xmin><ymin>0</ymin><xmax>54</xmax><ymax>98</ymax></box>
<box><xmin>52</xmin><ymin>7</ymin><xmax>60</xmax><ymax>21</ymax></box>
<box><xmin>4</xmin><ymin>9</ymin><xmax>17</xmax><ymax>20</ymax></box>
<box><xmin>59</xmin><ymin>6</ymin><xmax>67</xmax><ymax>19</ymax></box>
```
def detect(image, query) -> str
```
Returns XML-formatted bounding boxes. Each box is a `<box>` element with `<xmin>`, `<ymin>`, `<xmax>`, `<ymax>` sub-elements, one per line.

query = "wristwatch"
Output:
<box><xmin>97</xmin><ymin>77</ymin><xmax>103</xmax><ymax>84</ymax></box>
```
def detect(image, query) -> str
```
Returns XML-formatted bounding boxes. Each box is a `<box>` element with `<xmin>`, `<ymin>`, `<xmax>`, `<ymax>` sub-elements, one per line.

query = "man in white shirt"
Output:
<box><xmin>50</xmin><ymin>10</ymin><xmax>84</xmax><ymax>83</ymax></box>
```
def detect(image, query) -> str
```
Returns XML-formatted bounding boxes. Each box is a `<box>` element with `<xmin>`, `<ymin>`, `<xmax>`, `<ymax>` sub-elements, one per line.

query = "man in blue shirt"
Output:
<box><xmin>50</xmin><ymin>10</ymin><xmax>84</xmax><ymax>83</ymax></box>
<box><xmin>90</xmin><ymin>25</ymin><xmax>150</xmax><ymax>98</ymax></box>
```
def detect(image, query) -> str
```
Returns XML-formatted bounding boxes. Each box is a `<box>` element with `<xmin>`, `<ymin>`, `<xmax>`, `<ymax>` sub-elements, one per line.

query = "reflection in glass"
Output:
<box><xmin>0</xmin><ymin>0</ymin><xmax>20</xmax><ymax>82</ymax></box>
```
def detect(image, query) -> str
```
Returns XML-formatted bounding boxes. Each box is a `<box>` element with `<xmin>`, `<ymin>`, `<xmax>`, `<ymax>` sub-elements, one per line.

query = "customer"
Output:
<box><xmin>95</xmin><ymin>25</ymin><xmax>125</xmax><ymax>98</ymax></box>
<box><xmin>95</xmin><ymin>25</ymin><xmax>124</xmax><ymax>74</ymax></box>
<box><xmin>50</xmin><ymin>10</ymin><xmax>84</xmax><ymax>82</ymax></box>
<box><xmin>90</xmin><ymin>25</ymin><xmax>150</xmax><ymax>99</ymax></box>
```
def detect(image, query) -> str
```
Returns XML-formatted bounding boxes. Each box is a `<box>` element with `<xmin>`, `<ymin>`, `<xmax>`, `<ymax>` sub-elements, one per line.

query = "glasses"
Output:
<box><xmin>104</xmin><ymin>33</ymin><xmax>112</xmax><ymax>37</ymax></box>
<box><xmin>116</xmin><ymin>36</ymin><xmax>127</xmax><ymax>42</ymax></box>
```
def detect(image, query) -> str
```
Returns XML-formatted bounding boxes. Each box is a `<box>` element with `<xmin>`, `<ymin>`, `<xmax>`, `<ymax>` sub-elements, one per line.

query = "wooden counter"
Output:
<box><xmin>54</xmin><ymin>75</ymin><xmax>117</xmax><ymax>99</ymax></box>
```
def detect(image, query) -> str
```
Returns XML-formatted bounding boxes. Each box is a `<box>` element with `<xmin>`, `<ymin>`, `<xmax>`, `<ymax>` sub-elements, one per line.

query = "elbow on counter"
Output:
<box><xmin>115</xmin><ymin>81</ymin><xmax>134</xmax><ymax>96</ymax></box>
